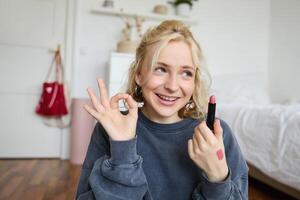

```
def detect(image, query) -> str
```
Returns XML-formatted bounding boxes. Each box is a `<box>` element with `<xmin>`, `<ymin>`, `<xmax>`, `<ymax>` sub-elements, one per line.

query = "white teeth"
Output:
<box><xmin>157</xmin><ymin>94</ymin><xmax>178</xmax><ymax>101</ymax></box>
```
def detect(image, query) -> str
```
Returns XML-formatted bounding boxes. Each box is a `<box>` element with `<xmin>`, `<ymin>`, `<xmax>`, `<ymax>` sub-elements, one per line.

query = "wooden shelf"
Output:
<box><xmin>91</xmin><ymin>7</ymin><xmax>198</xmax><ymax>25</ymax></box>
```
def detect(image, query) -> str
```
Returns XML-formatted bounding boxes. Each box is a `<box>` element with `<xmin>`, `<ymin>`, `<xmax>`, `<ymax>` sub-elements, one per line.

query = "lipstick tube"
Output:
<box><xmin>206</xmin><ymin>95</ymin><xmax>216</xmax><ymax>131</ymax></box>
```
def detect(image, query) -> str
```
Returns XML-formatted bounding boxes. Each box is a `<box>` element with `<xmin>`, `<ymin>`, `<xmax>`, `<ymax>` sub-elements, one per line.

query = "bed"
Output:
<box><xmin>217</xmin><ymin>103</ymin><xmax>300</xmax><ymax>198</ymax></box>
<box><xmin>211</xmin><ymin>73</ymin><xmax>300</xmax><ymax>198</ymax></box>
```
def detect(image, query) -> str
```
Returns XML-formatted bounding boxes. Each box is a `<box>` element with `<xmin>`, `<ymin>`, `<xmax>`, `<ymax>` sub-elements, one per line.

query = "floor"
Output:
<box><xmin>0</xmin><ymin>159</ymin><xmax>298</xmax><ymax>200</ymax></box>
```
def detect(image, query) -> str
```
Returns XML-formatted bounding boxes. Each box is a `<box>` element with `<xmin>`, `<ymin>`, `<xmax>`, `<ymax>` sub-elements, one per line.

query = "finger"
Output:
<box><xmin>188</xmin><ymin>139</ymin><xmax>195</xmax><ymax>159</ymax></box>
<box><xmin>110</xmin><ymin>93</ymin><xmax>130</xmax><ymax>109</ymax></box>
<box><xmin>194</xmin><ymin>129</ymin><xmax>207</xmax><ymax>151</ymax></box>
<box><xmin>194</xmin><ymin>129</ymin><xmax>201</xmax><ymax>146</ymax></box>
<box><xmin>87</xmin><ymin>87</ymin><xmax>105</xmax><ymax>112</ymax></box>
<box><xmin>126</xmin><ymin>95</ymin><xmax>138</xmax><ymax>109</ymax></box>
<box><xmin>125</xmin><ymin>95</ymin><xmax>138</xmax><ymax>117</ymax></box>
<box><xmin>198</xmin><ymin>121</ymin><xmax>215</xmax><ymax>144</ymax></box>
<box><xmin>192</xmin><ymin>134</ymin><xmax>200</xmax><ymax>154</ymax></box>
<box><xmin>214</xmin><ymin>119</ymin><xmax>223</xmax><ymax>140</ymax></box>
<box><xmin>97</xmin><ymin>78</ymin><xmax>110</xmax><ymax>108</ymax></box>
<box><xmin>84</xmin><ymin>104</ymin><xmax>102</xmax><ymax>120</ymax></box>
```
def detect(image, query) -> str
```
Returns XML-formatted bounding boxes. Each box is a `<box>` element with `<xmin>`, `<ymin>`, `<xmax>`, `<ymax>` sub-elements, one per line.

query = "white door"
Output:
<box><xmin>0</xmin><ymin>0</ymin><xmax>68</xmax><ymax>158</ymax></box>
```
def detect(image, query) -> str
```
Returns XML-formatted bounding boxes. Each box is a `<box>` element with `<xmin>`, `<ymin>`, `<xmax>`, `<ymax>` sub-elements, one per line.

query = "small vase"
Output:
<box><xmin>117</xmin><ymin>40</ymin><xmax>139</xmax><ymax>54</ymax></box>
<box><xmin>175</xmin><ymin>3</ymin><xmax>191</xmax><ymax>17</ymax></box>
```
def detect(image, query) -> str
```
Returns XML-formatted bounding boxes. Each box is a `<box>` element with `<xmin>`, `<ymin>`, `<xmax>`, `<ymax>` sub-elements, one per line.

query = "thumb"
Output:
<box><xmin>214</xmin><ymin>119</ymin><xmax>223</xmax><ymax>140</ymax></box>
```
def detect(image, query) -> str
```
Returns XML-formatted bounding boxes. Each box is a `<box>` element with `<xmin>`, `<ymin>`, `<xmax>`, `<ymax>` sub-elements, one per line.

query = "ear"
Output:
<box><xmin>135</xmin><ymin>70</ymin><xmax>142</xmax><ymax>86</ymax></box>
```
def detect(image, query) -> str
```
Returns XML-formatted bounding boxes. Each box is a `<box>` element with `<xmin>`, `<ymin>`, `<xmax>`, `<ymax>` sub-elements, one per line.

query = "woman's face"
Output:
<box><xmin>135</xmin><ymin>40</ymin><xmax>196</xmax><ymax>123</ymax></box>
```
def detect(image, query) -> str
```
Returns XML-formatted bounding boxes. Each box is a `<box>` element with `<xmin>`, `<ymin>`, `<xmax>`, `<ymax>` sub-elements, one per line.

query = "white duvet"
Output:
<box><xmin>217</xmin><ymin>103</ymin><xmax>300</xmax><ymax>191</ymax></box>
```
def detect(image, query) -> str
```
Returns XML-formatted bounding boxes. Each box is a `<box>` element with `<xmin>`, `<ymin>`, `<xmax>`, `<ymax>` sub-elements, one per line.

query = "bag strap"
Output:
<box><xmin>45</xmin><ymin>49</ymin><xmax>64</xmax><ymax>83</ymax></box>
<box><xmin>55</xmin><ymin>50</ymin><xmax>64</xmax><ymax>83</ymax></box>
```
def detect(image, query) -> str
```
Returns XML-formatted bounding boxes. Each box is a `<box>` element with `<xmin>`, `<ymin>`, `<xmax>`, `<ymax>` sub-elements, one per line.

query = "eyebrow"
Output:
<box><xmin>157</xmin><ymin>61</ymin><xmax>195</xmax><ymax>71</ymax></box>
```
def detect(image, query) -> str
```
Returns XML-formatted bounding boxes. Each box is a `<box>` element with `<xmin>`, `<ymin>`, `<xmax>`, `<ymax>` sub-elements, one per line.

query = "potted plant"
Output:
<box><xmin>170</xmin><ymin>0</ymin><xmax>197</xmax><ymax>17</ymax></box>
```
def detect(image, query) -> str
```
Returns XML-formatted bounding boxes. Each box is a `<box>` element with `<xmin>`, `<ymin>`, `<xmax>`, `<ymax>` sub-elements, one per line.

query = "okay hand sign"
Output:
<box><xmin>84</xmin><ymin>78</ymin><xmax>139</xmax><ymax>141</ymax></box>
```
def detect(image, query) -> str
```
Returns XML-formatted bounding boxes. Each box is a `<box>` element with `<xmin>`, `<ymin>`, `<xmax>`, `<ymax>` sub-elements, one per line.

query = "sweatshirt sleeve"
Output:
<box><xmin>192</xmin><ymin>119</ymin><xmax>249</xmax><ymax>200</ymax></box>
<box><xmin>76</xmin><ymin>123</ymin><xmax>149</xmax><ymax>200</ymax></box>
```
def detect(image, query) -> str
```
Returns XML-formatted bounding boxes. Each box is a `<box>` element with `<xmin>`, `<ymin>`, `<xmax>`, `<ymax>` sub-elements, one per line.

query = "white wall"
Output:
<box><xmin>192</xmin><ymin>1</ymin><xmax>271</xmax><ymax>104</ymax></box>
<box><xmin>192</xmin><ymin>1</ymin><xmax>270</xmax><ymax>76</ymax></box>
<box><xmin>72</xmin><ymin>0</ymin><xmax>173</xmax><ymax>98</ymax></box>
<box><xmin>269</xmin><ymin>0</ymin><xmax>300</xmax><ymax>103</ymax></box>
<box><xmin>72</xmin><ymin>0</ymin><xmax>271</xmax><ymax>102</ymax></box>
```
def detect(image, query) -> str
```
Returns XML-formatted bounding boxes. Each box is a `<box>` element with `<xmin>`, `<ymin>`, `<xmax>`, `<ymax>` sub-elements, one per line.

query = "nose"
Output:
<box><xmin>164</xmin><ymin>74</ymin><xmax>179</xmax><ymax>92</ymax></box>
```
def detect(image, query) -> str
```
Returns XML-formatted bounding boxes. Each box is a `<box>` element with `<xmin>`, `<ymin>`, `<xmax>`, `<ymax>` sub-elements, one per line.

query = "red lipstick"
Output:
<box><xmin>206</xmin><ymin>95</ymin><xmax>216</xmax><ymax>131</ymax></box>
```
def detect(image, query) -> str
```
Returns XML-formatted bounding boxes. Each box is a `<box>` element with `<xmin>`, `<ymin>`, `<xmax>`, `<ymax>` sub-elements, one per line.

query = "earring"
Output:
<box><xmin>185</xmin><ymin>98</ymin><xmax>195</xmax><ymax>110</ymax></box>
<box><xmin>134</xmin><ymin>85</ymin><xmax>143</xmax><ymax>102</ymax></box>
<box><xmin>134</xmin><ymin>85</ymin><xmax>141</xmax><ymax>96</ymax></box>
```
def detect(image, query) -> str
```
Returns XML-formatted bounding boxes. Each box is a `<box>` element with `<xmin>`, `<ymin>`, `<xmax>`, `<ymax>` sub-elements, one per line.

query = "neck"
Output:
<box><xmin>140</xmin><ymin>106</ymin><xmax>182</xmax><ymax>124</ymax></box>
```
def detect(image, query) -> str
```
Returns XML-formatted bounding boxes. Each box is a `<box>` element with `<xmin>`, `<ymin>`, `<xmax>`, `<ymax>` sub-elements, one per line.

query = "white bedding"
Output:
<box><xmin>217</xmin><ymin>103</ymin><xmax>300</xmax><ymax>191</ymax></box>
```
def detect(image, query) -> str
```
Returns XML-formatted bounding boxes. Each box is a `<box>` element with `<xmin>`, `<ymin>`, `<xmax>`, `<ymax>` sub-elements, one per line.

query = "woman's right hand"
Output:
<box><xmin>84</xmin><ymin>78</ymin><xmax>139</xmax><ymax>141</ymax></box>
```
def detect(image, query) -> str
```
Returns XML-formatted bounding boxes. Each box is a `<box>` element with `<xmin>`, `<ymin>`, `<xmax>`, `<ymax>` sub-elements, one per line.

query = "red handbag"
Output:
<box><xmin>35</xmin><ymin>49</ymin><xmax>68</xmax><ymax>116</ymax></box>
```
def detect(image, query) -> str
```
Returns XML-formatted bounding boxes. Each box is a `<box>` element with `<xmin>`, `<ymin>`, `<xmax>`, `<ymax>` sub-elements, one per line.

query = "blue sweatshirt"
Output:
<box><xmin>76</xmin><ymin>110</ymin><xmax>248</xmax><ymax>199</ymax></box>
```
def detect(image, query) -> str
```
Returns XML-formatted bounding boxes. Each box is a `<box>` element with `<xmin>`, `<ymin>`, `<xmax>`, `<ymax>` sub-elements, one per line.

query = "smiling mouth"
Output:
<box><xmin>155</xmin><ymin>93</ymin><xmax>180</xmax><ymax>102</ymax></box>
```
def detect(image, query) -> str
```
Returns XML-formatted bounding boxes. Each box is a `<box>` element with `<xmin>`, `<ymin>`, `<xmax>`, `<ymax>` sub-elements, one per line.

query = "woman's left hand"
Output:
<box><xmin>188</xmin><ymin>119</ymin><xmax>229</xmax><ymax>182</ymax></box>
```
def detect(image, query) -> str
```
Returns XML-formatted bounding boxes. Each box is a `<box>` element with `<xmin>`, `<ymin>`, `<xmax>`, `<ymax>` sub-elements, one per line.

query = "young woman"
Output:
<box><xmin>76</xmin><ymin>20</ymin><xmax>248</xmax><ymax>200</ymax></box>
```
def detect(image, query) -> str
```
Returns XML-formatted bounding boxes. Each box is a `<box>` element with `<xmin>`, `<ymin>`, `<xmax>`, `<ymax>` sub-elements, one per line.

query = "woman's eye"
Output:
<box><xmin>154</xmin><ymin>67</ymin><xmax>166</xmax><ymax>74</ymax></box>
<box><xmin>182</xmin><ymin>70</ymin><xmax>193</xmax><ymax>78</ymax></box>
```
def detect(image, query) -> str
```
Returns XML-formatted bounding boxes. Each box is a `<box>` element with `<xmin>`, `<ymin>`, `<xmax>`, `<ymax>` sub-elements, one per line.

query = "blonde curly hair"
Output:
<box><xmin>126</xmin><ymin>20</ymin><xmax>210</xmax><ymax>120</ymax></box>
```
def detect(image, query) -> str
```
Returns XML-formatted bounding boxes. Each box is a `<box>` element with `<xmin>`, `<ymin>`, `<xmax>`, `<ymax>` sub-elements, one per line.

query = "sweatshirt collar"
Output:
<box><xmin>138</xmin><ymin>109</ymin><xmax>197</xmax><ymax>133</ymax></box>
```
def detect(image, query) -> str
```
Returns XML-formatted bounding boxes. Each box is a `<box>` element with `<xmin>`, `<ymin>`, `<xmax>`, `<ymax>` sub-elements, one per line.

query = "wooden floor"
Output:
<box><xmin>0</xmin><ymin>159</ymin><xmax>298</xmax><ymax>200</ymax></box>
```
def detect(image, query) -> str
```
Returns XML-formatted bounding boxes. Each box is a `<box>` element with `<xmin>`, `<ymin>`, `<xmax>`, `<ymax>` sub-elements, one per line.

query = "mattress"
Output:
<box><xmin>217</xmin><ymin>103</ymin><xmax>300</xmax><ymax>191</ymax></box>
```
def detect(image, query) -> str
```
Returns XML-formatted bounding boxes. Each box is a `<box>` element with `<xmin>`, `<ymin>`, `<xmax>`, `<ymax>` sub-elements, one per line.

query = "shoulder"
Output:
<box><xmin>219</xmin><ymin>119</ymin><xmax>232</xmax><ymax>136</ymax></box>
<box><xmin>218</xmin><ymin>119</ymin><xmax>239</xmax><ymax>148</ymax></box>
<box><xmin>218</xmin><ymin>119</ymin><xmax>249</xmax><ymax>177</ymax></box>
<box><xmin>218</xmin><ymin>118</ymin><xmax>244</xmax><ymax>157</ymax></box>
